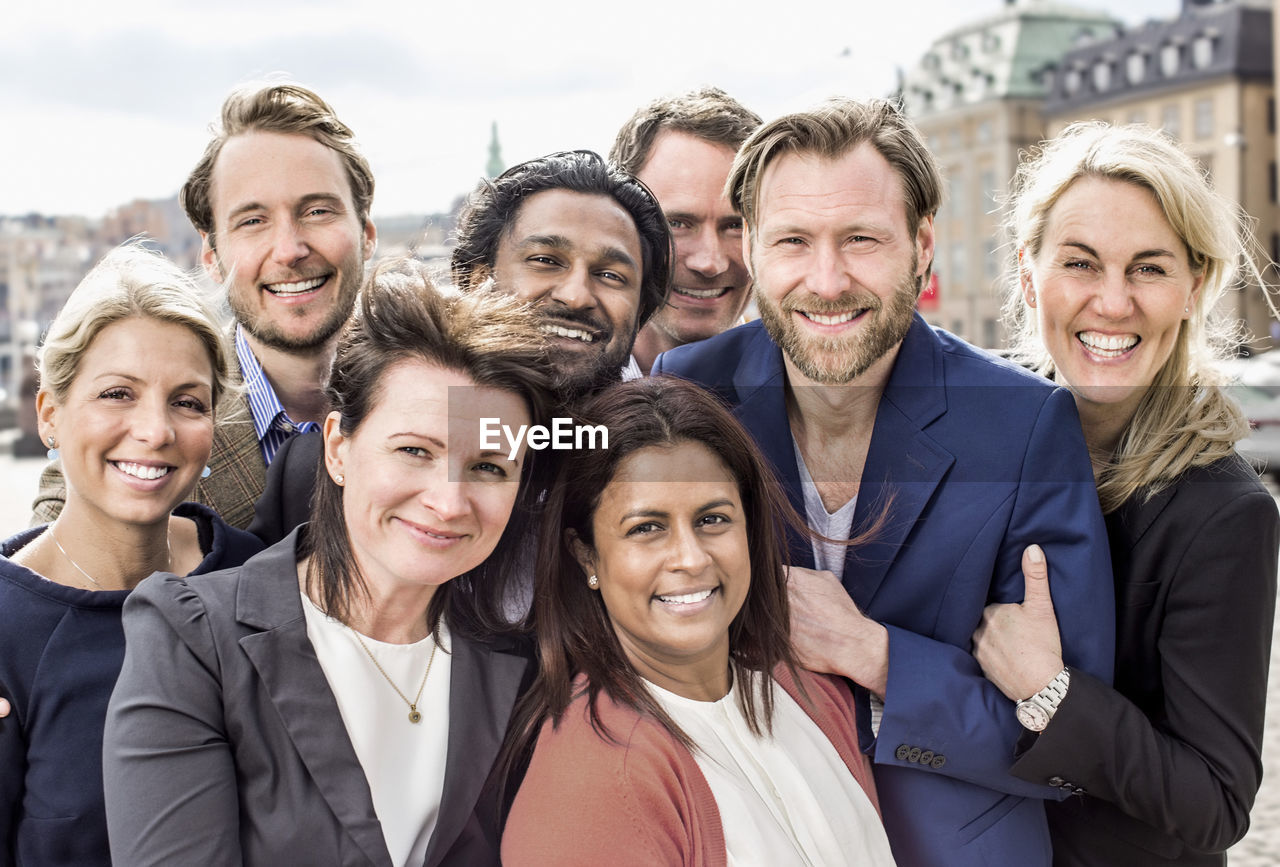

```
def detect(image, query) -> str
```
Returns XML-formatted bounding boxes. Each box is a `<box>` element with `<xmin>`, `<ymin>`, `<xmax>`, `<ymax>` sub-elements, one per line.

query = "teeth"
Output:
<box><xmin>676</xmin><ymin>286</ymin><xmax>729</xmax><ymax>299</ymax></box>
<box><xmin>265</xmin><ymin>276</ymin><xmax>326</xmax><ymax>296</ymax></box>
<box><xmin>113</xmin><ymin>462</ymin><xmax>172</xmax><ymax>480</ymax></box>
<box><xmin>656</xmin><ymin>588</ymin><xmax>714</xmax><ymax>605</ymax></box>
<box><xmin>1078</xmin><ymin>332</ymin><xmax>1139</xmax><ymax>357</ymax></box>
<box><xmin>804</xmin><ymin>310</ymin><xmax>858</xmax><ymax>326</ymax></box>
<box><xmin>543</xmin><ymin>324</ymin><xmax>595</xmax><ymax>343</ymax></box>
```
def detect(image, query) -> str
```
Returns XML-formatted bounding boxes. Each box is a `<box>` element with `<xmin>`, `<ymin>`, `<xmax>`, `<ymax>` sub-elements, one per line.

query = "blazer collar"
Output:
<box><xmin>236</xmin><ymin>530</ymin><xmax>531</xmax><ymax>867</ymax></box>
<box><xmin>730</xmin><ymin>316</ymin><xmax>955</xmax><ymax>608</ymax></box>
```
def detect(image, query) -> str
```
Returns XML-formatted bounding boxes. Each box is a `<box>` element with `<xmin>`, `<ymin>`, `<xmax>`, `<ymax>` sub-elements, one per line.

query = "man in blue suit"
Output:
<box><xmin>653</xmin><ymin>98</ymin><xmax>1115</xmax><ymax>866</ymax></box>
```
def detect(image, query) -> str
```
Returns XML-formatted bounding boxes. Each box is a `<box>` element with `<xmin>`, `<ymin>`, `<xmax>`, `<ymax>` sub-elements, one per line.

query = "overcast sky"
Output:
<box><xmin>2</xmin><ymin>0</ymin><xmax>1179</xmax><ymax>220</ymax></box>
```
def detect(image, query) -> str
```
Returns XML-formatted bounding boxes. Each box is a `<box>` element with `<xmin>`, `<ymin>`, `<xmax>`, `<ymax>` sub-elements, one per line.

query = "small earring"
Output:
<box><xmin>334</xmin><ymin>473</ymin><xmax>344</xmax><ymax>485</ymax></box>
<box><xmin>1184</xmin><ymin>305</ymin><xmax>1191</xmax><ymax>314</ymax></box>
<box><xmin>587</xmin><ymin>574</ymin><xmax>599</xmax><ymax>589</ymax></box>
<box><xmin>46</xmin><ymin>436</ymin><xmax>58</xmax><ymax>461</ymax></box>
<box><xmin>1028</xmin><ymin>291</ymin><xmax>1036</xmax><ymax>305</ymax></box>
<box><xmin>200</xmin><ymin>465</ymin><xmax>212</xmax><ymax>479</ymax></box>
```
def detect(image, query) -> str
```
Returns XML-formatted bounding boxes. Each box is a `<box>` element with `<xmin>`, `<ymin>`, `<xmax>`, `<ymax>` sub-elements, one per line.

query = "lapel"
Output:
<box><xmin>846</xmin><ymin>316</ymin><xmax>954</xmax><ymax>609</ymax></box>
<box><xmin>422</xmin><ymin>633</ymin><xmax>530</xmax><ymax>867</ymax></box>
<box><xmin>198</xmin><ymin>371</ymin><xmax>268</xmax><ymax>529</ymax></box>
<box><xmin>728</xmin><ymin>329</ymin><xmax>812</xmax><ymax>568</ymax></box>
<box><xmin>236</xmin><ymin>532</ymin><xmax>392</xmax><ymax>867</ymax></box>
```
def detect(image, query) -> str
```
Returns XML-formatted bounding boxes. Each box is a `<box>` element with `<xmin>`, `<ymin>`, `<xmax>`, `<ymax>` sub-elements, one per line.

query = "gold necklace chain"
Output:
<box><xmin>349</xmin><ymin>628</ymin><xmax>439</xmax><ymax>724</ymax></box>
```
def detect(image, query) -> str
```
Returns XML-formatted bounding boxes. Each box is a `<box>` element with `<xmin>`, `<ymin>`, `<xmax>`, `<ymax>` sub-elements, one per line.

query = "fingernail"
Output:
<box><xmin>1027</xmin><ymin>544</ymin><xmax>1044</xmax><ymax>564</ymax></box>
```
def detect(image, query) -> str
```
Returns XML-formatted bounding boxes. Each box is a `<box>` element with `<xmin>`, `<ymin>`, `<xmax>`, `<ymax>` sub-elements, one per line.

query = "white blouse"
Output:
<box><xmin>647</xmin><ymin>676</ymin><xmax>897</xmax><ymax>867</ymax></box>
<box><xmin>301</xmin><ymin>593</ymin><xmax>453</xmax><ymax>867</ymax></box>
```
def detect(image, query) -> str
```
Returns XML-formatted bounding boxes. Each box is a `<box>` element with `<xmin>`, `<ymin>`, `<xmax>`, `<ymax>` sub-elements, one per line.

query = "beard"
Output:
<box><xmin>226</xmin><ymin>254</ymin><xmax>363</xmax><ymax>354</ymax></box>
<box><xmin>756</xmin><ymin>257</ymin><xmax>918</xmax><ymax>385</ymax></box>
<box><xmin>543</xmin><ymin>306</ymin><xmax>634</xmax><ymax>401</ymax></box>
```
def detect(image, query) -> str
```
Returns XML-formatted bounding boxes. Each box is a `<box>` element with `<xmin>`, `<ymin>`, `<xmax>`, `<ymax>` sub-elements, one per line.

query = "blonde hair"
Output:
<box><xmin>1004</xmin><ymin>122</ymin><xmax>1267</xmax><ymax>512</ymax></box>
<box><xmin>38</xmin><ymin>241</ymin><xmax>231</xmax><ymax>409</ymax></box>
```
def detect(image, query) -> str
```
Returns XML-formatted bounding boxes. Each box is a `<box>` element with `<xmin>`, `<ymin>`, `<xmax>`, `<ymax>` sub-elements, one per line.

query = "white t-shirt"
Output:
<box><xmin>647</xmin><ymin>677</ymin><xmax>897</xmax><ymax>867</ymax></box>
<box><xmin>301</xmin><ymin>593</ymin><xmax>453</xmax><ymax>867</ymax></box>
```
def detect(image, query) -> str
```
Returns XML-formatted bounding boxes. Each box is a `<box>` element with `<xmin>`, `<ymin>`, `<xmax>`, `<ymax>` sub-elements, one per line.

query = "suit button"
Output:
<box><xmin>896</xmin><ymin>744</ymin><xmax>911</xmax><ymax>761</ymax></box>
<box><xmin>907</xmin><ymin>747</ymin><xmax>922</xmax><ymax>763</ymax></box>
<box><xmin>930</xmin><ymin>755</ymin><xmax>946</xmax><ymax>769</ymax></box>
<box><xmin>1048</xmin><ymin>776</ymin><xmax>1065</xmax><ymax>787</ymax></box>
<box><xmin>919</xmin><ymin>750</ymin><xmax>935</xmax><ymax>764</ymax></box>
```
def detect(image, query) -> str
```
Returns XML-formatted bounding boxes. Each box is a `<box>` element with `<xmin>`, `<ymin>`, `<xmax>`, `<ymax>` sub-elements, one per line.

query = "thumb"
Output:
<box><xmin>1021</xmin><ymin>544</ymin><xmax>1054</xmax><ymax>612</ymax></box>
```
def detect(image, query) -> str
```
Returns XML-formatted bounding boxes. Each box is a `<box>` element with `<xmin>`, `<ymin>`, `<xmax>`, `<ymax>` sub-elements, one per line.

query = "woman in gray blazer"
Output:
<box><xmin>103</xmin><ymin>260</ymin><xmax>555</xmax><ymax>867</ymax></box>
<box><xmin>972</xmin><ymin>123</ymin><xmax>1279</xmax><ymax>864</ymax></box>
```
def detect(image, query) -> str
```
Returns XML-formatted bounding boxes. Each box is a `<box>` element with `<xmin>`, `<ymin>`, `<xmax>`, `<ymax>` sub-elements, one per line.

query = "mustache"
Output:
<box><xmin>779</xmin><ymin>291</ymin><xmax>882</xmax><ymax>315</ymax></box>
<box><xmin>538</xmin><ymin>303</ymin><xmax>613</xmax><ymax>341</ymax></box>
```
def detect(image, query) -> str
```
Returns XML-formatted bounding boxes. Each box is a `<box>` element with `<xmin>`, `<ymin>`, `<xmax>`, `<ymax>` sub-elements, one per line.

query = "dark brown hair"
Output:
<box><xmin>609</xmin><ymin>86</ymin><xmax>761</xmax><ymax>176</ymax></box>
<box><xmin>297</xmin><ymin>258</ymin><xmax>554</xmax><ymax>639</ymax></box>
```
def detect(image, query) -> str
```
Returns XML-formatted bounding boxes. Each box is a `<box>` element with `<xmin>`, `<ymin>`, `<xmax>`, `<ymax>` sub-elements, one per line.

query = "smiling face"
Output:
<box><xmin>749</xmin><ymin>144</ymin><xmax>933</xmax><ymax>386</ymax></box>
<box><xmin>635</xmin><ymin>131</ymin><xmax>751</xmax><ymax>352</ymax></box>
<box><xmin>488</xmin><ymin>189</ymin><xmax>644</xmax><ymax>394</ymax></box>
<box><xmin>1024</xmin><ymin>176</ymin><xmax>1201</xmax><ymax>426</ymax></box>
<box><xmin>202</xmin><ymin>130</ymin><xmax>376</xmax><ymax>354</ymax></box>
<box><xmin>572</xmin><ymin>440</ymin><xmax>750</xmax><ymax>697</ymax></box>
<box><xmin>40</xmin><ymin>317</ymin><xmax>216</xmax><ymax>527</ymax></box>
<box><xmin>324</xmin><ymin>359</ymin><xmax>529</xmax><ymax>601</ymax></box>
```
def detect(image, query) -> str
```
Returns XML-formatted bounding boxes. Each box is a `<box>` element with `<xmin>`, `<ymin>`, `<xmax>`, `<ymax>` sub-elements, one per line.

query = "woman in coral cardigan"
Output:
<box><xmin>502</xmin><ymin>377</ymin><xmax>896</xmax><ymax>866</ymax></box>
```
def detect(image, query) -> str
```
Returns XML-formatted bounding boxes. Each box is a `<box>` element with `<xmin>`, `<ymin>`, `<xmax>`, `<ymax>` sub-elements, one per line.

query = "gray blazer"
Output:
<box><xmin>102</xmin><ymin>530</ymin><xmax>531</xmax><ymax>866</ymax></box>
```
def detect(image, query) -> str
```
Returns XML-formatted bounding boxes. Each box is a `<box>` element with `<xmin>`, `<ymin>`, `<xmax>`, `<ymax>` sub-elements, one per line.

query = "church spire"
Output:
<box><xmin>486</xmin><ymin>122</ymin><xmax>504</xmax><ymax>178</ymax></box>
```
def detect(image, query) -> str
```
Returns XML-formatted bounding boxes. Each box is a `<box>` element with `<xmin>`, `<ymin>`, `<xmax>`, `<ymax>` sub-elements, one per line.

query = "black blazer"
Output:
<box><xmin>249</xmin><ymin>429</ymin><xmax>323</xmax><ymax>546</ymax></box>
<box><xmin>103</xmin><ymin>530</ymin><xmax>532</xmax><ymax>866</ymax></box>
<box><xmin>1010</xmin><ymin>454</ymin><xmax>1279</xmax><ymax>865</ymax></box>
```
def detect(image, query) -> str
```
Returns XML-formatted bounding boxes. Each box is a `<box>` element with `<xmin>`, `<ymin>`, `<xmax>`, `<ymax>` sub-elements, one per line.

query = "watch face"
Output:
<box><xmin>1017</xmin><ymin>700</ymin><xmax>1050</xmax><ymax>732</ymax></box>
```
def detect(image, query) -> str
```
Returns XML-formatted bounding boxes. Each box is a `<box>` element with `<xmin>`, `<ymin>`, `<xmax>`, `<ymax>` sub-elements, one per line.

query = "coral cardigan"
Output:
<box><xmin>502</xmin><ymin>666</ymin><xmax>879</xmax><ymax>867</ymax></box>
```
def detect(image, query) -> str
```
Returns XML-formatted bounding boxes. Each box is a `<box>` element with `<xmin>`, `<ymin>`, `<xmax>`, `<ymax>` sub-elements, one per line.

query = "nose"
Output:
<box><xmin>420</xmin><ymin>470</ymin><xmax>472</xmax><ymax>523</ymax></box>
<box><xmin>1093</xmin><ymin>268</ymin><xmax>1135</xmax><ymax>319</ymax></box>
<box><xmin>806</xmin><ymin>243</ymin><xmax>854</xmax><ymax>301</ymax></box>
<box><xmin>683</xmin><ymin>227</ymin><xmax>730</xmax><ymax>279</ymax></box>
<box><xmin>131</xmin><ymin>398</ymin><xmax>176</xmax><ymax>449</ymax></box>
<box><xmin>547</xmin><ymin>264</ymin><xmax>597</xmax><ymax>311</ymax></box>
<box><xmin>667</xmin><ymin>524</ymin><xmax>713</xmax><ymax>574</ymax></box>
<box><xmin>269</xmin><ymin>219</ymin><xmax>310</xmax><ymax>266</ymax></box>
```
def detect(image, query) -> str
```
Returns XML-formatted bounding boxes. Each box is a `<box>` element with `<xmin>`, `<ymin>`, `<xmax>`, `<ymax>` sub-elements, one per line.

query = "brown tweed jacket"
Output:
<box><xmin>31</xmin><ymin>379</ymin><xmax>267</xmax><ymax>531</ymax></box>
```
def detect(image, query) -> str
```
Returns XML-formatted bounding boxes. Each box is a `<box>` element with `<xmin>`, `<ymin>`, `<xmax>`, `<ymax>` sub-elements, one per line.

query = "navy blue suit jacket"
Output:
<box><xmin>654</xmin><ymin>316</ymin><xmax>1116</xmax><ymax>866</ymax></box>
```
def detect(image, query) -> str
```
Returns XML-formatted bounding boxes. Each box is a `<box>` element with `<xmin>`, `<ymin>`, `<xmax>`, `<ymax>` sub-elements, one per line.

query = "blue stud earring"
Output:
<box><xmin>201</xmin><ymin>465</ymin><xmax>212</xmax><ymax>479</ymax></box>
<box><xmin>46</xmin><ymin>437</ymin><xmax>58</xmax><ymax>461</ymax></box>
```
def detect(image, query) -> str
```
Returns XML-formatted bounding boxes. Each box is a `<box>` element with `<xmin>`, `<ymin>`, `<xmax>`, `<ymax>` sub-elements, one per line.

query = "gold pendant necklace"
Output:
<box><xmin>349</xmin><ymin>628</ymin><xmax>439</xmax><ymax>724</ymax></box>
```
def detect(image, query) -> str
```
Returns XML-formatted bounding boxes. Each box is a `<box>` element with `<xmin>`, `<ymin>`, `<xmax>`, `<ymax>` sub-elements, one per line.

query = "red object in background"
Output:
<box><xmin>917</xmin><ymin>273</ymin><xmax>940</xmax><ymax>311</ymax></box>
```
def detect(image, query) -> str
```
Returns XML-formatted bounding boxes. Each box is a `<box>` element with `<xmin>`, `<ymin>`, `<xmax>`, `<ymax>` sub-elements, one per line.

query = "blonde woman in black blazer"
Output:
<box><xmin>104</xmin><ymin>262</ymin><xmax>553</xmax><ymax>866</ymax></box>
<box><xmin>972</xmin><ymin>123</ymin><xmax>1279</xmax><ymax>865</ymax></box>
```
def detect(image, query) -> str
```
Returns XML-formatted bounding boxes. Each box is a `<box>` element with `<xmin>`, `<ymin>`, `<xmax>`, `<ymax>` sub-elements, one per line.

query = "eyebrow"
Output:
<box><xmin>1062</xmin><ymin>241</ymin><xmax>1177</xmax><ymax>261</ymax></box>
<box><xmin>92</xmin><ymin>373</ymin><xmax>209</xmax><ymax>391</ymax></box>
<box><xmin>390</xmin><ymin>433</ymin><xmax>448</xmax><ymax>450</ymax></box>
<box><xmin>518</xmin><ymin>234</ymin><xmax>639</xmax><ymax>272</ymax></box>
<box><xmin>620</xmin><ymin>498</ymin><xmax>737</xmax><ymax>522</ymax></box>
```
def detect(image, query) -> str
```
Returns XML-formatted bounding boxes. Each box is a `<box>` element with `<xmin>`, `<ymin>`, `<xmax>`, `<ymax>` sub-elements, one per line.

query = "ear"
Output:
<box><xmin>914</xmin><ymin>214</ymin><xmax>935</xmax><ymax>278</ymax></box>
<box><xmin>1185</xmin><ymin>271</ymin><xmax>1205</xmax><ymax>319</ymax></box>
<box><xmin>1018</xmin><ymin>247</ymin><xmax>1037</xmax><ymax>308</ymax></box>
<box><xmin>362</xmin><ymin>218</ymin><xmax>378</xmax><ymax>263</ymax></box>
<box><xmin>35</xmin><ymin>390</ymin><xmax>58</xmax><ymax>446</ymax></box>
<box><xmin>566</xmin><ymin>528</ymin><xmax>596</xmax><ymax>584</ymax></box>
<box><xmin>200</xmin><ymin>232</ymin><xmax>224</xmax><ymax>283</ymax></box>
<box><xmin>322</xmin><ymin>411</ymin><xmax>347</xmax><ymax>485</ymax></box>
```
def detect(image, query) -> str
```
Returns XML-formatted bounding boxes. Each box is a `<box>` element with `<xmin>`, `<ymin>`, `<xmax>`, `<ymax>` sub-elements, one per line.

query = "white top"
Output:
<box><xmin>302</xmin><ymin>593</ymin><xmax>453</xmax><ymax>867</ymax></box>
<box><xmin>646</xmin><ymin>677</ymin><xmax>897</xmax><ymax>867</ymax></box>
<box><xmin>793</xmin><ymin>436</ymin><xmax>858</xmax><ymax>583</ymax></box>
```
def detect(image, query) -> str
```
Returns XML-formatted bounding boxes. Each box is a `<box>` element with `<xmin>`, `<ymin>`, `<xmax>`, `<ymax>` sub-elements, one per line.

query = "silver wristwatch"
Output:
<box><xmin>1015</xmin><ymin>668</ymin><xmax>1070</xmax><ymax>732</ymax></box>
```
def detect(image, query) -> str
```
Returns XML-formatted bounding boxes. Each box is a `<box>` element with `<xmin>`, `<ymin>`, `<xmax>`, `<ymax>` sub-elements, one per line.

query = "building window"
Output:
<box><xmin>1194</xmin><ymin>98</ymin><xmax>1214</xmax><ymax>139</ymax></box>
<box><xmin>1092</xmin><ymin>61</ymin><xmax>1111</xmax><ymax>92</ymax></box>
<box><xmin>950</xmin><ymin>170</ymin><xmax>965</xmax><ymax>214</ymax></box>
<box><xmin>1126</xmin><ymin>51</ymin><xmax>1146</xmax><ymax>84</ymax></box>
<box><xmin>980</xmin><ymin>169</ymin><xmax>997</xmax><ymax>211</ymax></box>
<box><xmin>1270</xmin><ymin>162</ymin><xmax>1277</xmax><ymax>205</ymax></box>
<box><xmin>1271</xmin><ymin>232</ymin><xmax>1279</xmax><ymax>268</ymax></box>
<box><xmin>952</xmin><ymin>242</ymin><xmax>967</xmax><ymax>281</ymax></box>
<box><xmin>1269</xmin><ymin>98</ymin><xmax>1275</xmax><ymax>135</ymax></box>
<box><xmin>982</xmin><ymin>318</ymin><xmax>998</xmax><ymax>349</ymax></box>
<box><xmin>977</xmin><ymin>119</ymin><xmax>993</xmax><ymax>144</ymax></box>
<box><xmin>1192</xmin><ymin>35</ymin><xmax>1214</xmax><ymax>69</ymax></box>
<box><xmin>1162</xmin><ymin>104</ymin><xmax>1181</xmax><ymax>139</ymax></box>
<box><xmin>1064</xmin><ymin>68</ymin><xmax>1082</xmax><ymax>95</ymax></box>
<box><xmin>1160</xmin><ymin>43</ymin><xmax>1181</xmax><ymax>77</ymax></box>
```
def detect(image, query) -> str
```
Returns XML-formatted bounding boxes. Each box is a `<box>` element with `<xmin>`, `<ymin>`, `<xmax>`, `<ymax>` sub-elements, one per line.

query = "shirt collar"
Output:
<box><xmin>235</xmin><ymin>325</ymin><xmax>290</xmax><ymax>442</ymax></box>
